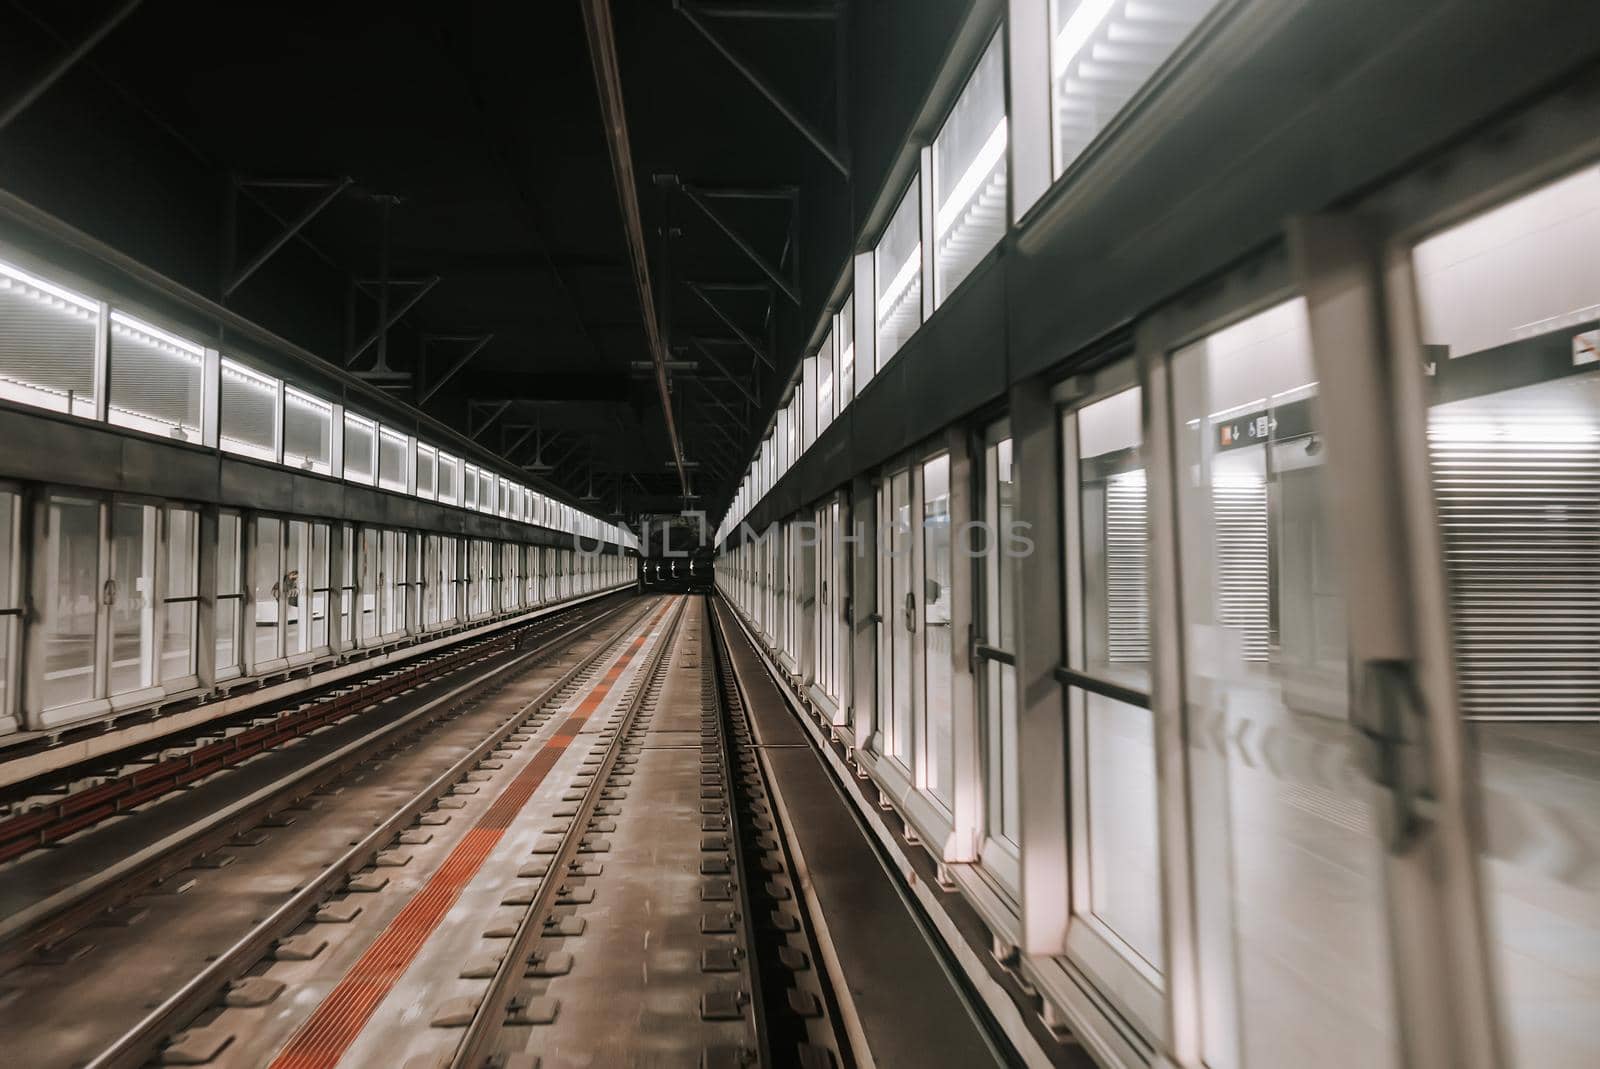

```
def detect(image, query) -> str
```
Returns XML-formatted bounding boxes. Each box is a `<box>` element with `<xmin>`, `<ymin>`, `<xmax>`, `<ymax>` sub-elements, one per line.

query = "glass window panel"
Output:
<box><xmin>216</xmin><ymin>512</ymin><xmax>241</xmax><ymax>675</ymax></box>
<box><xmin>1082</xmin><ymin>689</ymin><xmax>1162</xmax><ymax>966</ymax></box>
<box><xmin>479</xmin><ymin>470</ymin><xmax>493</xmax><ymax>513</ymax></box>
<box><xmin>415</xmin><ymin>444</ymin><xmax>437</xmax><ymax>498</ymax></box>
<box><xmin>817</xmin><ymin>326</ymin><xmax>835</xmax><ymax>434</ymax></box>
<box><xmin>343</xmin><ymin>414</ymin><xmax>376</xmax><ymax>484</ymax></box>
<box><xmin>1171</xmin><ymin>299</ymin><xmax>1394</xmax><ymax>1069</ymax></box>
<box><xmin>43</xmin><ymin>495</ymin><xmax>99</xmax><ymax>710</ymax></box>
<box><xmin>464</xmin><ymin>464</ymin><xmax>478</xmax><ymax>510</ymax></box>
<box><xmin>1077</xmin><ymin>387</ymin><xmax>1149</xmax><ymax>687</ymax></box>
<box><xmin>378</xmin><ymin>428</ymin><xmax>409</xmax><ymax>492</ymax></box>
<box><xmin>839</xmin><ymin>294</ymin><xmax>857</xmax><ymax>405</ymax></box>
<box><xmin>283</xmin><ymin>387</ymin><xmax>333</xmax><ymax>473</ymax></box>
<box><xmin>874</xmin><ymin>180</ymin><xmax>923</xmax><ymax>368</ymax></box>
<box><xmin>922</xmin><ymin>455</ymin><xmax>954</xmax><ymax>807</ymax></box>
<box><xmin>109</xmin><ymin>501</ymin><xmax>158</xmax><ymax>695</ymax></box>
<box><xmin>1413</xmin><ymin>171</ymin><xmax>1600</xmax><ymax>1069</ymax></box>
<box><xmin>253</xmin><ymin>517</ymin><xmax>281</xmax><ymax>665</ymax></box>
<box><xmin>933</xmin><ymin>32</ymin><xmax>1007</xmax><ymax>305</ymax></box>
<box><xmin>161</xmin><ymin>508</ymin><xmax>198</xmax><ymax>682</ymax></box>
<box><xmin>438</xmin><ymin>452</ymin><xmax>459</xmax><ymax>505</ymax></box>
<box><xmin>108</xmin><ymin>313</ymin><xmax>203</xmax><ymax>442</ymax></box>
<box><xmin>219</xmin><ymin>358</ymin><xmax>279</xmax><ymax>462</ymax></box>
<box><xmin>1050</xmin><ymin>0</ymin><xmax>1221</xmax><ymax>177</ymax></box>
<box><xmin>0</xmin><ymin>259</ymin><xmax>98</xmax><ymax>418</ymax></box>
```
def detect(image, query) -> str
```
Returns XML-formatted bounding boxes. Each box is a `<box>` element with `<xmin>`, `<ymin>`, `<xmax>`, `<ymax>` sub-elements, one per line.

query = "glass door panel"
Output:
<box><xmin>1066</xmin><ymin>385</ymin><xmax>1163</xmax><ymax>981</ymax></box>
<box><xmin>982</xmin><ymin>433</ymin><xmax>1021</xmax><ymax>869</ymax></box>
<box><xmin>43</xmin><ymin>495</ymin><xmax>99</xmax><ymax>711</ymax></box>
<box><xmin>1169</xmin><ymin>299</ymin><xmax>1396</xmax><ymax>1069</ymax></box>
<box><xmin>108</xmin><ymin>501</ymin><xmax>157</xmax><ymax>696</ymax></box>
<box><xmin>1412</xmin><ymin>165</ymin><xmax>1600</xmax><ymax>1069</ymax></box>
<box><xmin>253</xmin><ymin>517</ymin><xmax>282</xmax><ymax>666</ymax></box>
<box><xmin>922</xmin><ymin>454</ymin><xmax>955</xmax><ymax>807</ymax></box>
<box><xmin>890</xmin><ymin>469</ymin><xmax>914</xmax><ymax>769</ymax></box>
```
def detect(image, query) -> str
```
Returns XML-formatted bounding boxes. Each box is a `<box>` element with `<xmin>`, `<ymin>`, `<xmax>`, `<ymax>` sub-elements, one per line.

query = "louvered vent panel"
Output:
<box><xmin>1105</xmin><ymin>473</ymin><xmax>1150</xmax><ymax>662</ymax></box>
<box><xmin>1213</xmin><ymin>479</ymin><xmax>1270</xmax><ymax>662</ymax></box>
<box><xmin>1430</xmin><ymin>432</ymin><xmax>1600</xmax><ymax>718</ymax></box>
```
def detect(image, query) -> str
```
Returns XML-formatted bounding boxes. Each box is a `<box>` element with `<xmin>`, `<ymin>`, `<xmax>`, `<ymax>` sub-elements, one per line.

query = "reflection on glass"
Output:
<box><xmin>933</xmin><ymin>32</ymin><xmax>1007</xmax><ymax>305</ymax></box>
<box><xmin>1171</xmin><ymin>299</ymin><xmax>1394</xmax><ymax>1069</ymax></box>
<box><xmin>1050</xmin><ymin>0</ymin><xmax>1221</xmax><ymax>177</ymax></box>
<box><xmin>109</xmin><ymin>502</ymin><xmax>157</xmax><ymax>696</ymax></box>
<box><xmin>1413</xmin><ymin>167</ymin><xmax>1600</xmax><ymax>1069</ymax></box>
<box><xmin>923</xmin><ymin>455</ymin><xmax>954</xmax><ymax>806</ymax></box>
<box><xmin>891</xmin><ymin>471</ymin><xmax>914</xmax><ymax>768</ymax></box>
<box><xmin>875</xmin><ymin>180</ymin><xmax>923</xmax><ymax>368</ymax></box>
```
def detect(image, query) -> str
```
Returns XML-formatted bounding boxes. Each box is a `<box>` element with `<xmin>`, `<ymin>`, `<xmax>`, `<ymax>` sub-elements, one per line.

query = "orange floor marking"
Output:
<box><xmin>268</xmin><ymin>599</ymin><xmax>672</xmax><ymax>1069</ymax></box>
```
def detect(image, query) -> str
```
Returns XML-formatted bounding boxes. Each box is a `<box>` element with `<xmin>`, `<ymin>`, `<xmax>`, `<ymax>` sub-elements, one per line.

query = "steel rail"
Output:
<box><xmin>74</xmin><ymin>596</ymin><xmax>661</xmax><ymax>1069</ymax></box>
<box><xmin>447</xmin><ymin>594</ymin><xmax>688</xmax><ymax>1069</ymax></box>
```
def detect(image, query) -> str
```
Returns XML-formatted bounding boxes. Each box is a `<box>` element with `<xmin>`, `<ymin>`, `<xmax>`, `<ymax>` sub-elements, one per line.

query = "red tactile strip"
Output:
<box><xmin>267</xmin><ymin>599</ymin><xmax>673</xmax><ymax>1069</ymax></box>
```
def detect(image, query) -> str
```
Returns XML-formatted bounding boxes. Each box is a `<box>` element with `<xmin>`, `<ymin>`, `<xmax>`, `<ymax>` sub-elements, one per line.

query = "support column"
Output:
<box><xmin>1009</xmin><ymin>374</ymin><xmax>1069</xmax><ymax>956</ymax></box>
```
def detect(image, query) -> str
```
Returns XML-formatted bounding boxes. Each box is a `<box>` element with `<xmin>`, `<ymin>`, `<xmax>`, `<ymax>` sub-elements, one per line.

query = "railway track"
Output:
<box><xmin>3</xmin><ymin>596</ymin><xmax>857</xmax><ymax>1068</ymax></box>
<box><xmin>0</xmin><ymin>595</ymin><xmax>663</xmax><ymax>1069</ymax></box>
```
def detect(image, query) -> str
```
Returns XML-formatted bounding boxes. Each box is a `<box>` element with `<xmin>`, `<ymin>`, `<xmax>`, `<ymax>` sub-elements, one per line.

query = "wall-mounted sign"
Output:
<box><xmin>1213</xmin><ymin>397</ymin><xmax>1314</xmax><ymax>452</ymax></box>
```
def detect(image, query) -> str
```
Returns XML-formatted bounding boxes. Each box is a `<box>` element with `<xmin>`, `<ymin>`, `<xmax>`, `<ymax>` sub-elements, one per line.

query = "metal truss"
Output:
<box><xmin>0</xmin><ymin>0</ymin><xmax>143</xmax><ymax>133</ymax></box>
<box><xmin>673</xmin><ymin>0</ymin><xmax>848</xmax><ymax>177</ymax></box>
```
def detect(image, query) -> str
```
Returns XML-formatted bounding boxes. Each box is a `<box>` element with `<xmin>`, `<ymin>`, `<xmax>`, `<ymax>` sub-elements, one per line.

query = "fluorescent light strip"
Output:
<box><xmin>936</xmin><ymin>117</ymin><xmax>1009</xmax><ymax>237</ymax></box>
<box><xmin>0</xmin><ymin>259</ymin><xmax>99</xmax><ymax>314</ymax></box>
<box><xmin>1053</xmin><ymin>0</ymin><xmax>1121</xmax><ymax>80</ymax></box>
<box><xmin>285</xmin><ymin>385</ymin><xmax>331</xmax><ymax>414</ymax></box>
<box><xmin>110</xmin><ymin>310</ymin><xmax>205</xmax><ymax>356</ymax></box>
<box><xmin>220</xmin><ymin>358</ymin><xmax>278</xmax><ymax>393</ymax></box>
<box><xmin>877</xmin><ymin>245</ymin><xmax>923</xmax><ymax>318</ymax></box>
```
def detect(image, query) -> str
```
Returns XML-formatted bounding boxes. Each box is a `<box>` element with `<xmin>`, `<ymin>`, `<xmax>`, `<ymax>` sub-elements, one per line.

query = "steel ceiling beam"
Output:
<box><xmin>674</xmin><ymin>0</ymin><xmax>849</xmax><ymax>178</ymax></box>
<box><xmin>582</xmin><ymin>0</ymin><xmax>690</xmax><ymax>498</ymax></box>
<box><xmin>418</xmin><ymin>333</ymin><xmax>495</xmax><ymax>404</ymax></box>
<box><xmin>345</xmin><ymin>276</ymin><xmax>440</xmax><ymax>367</ymax></box>
<box><xmin>671</xmin><ymin>180</ymin><xmax>799</xmax><ymax>306</ymax></box>
<box><xmin>468</xmin><ymin>400</ymin><xmax>512</xmax><ymax>441</ymax></box>
<box><xmin>696</xmin><ymin>2</ymin><xmax>840</xmax><ymax>18</ymax></box>
<box><xmin>688</xmin><ymin>338</ymin><xmax>760</xmax><ymax>406</ymax></box>
<box><xmin>0</xmin><ymin>0</ymin><xmax>143</xmax><ymax>134</ymax></box>
<box><xmin>223</xmin><ymin>176</ymin><xmax>351</xmax><ymax>298</ymax></box>
<box><xmin>686</xmin><ymin>282</ymin><xmax>771</xmax><ymax>368</ymax></box>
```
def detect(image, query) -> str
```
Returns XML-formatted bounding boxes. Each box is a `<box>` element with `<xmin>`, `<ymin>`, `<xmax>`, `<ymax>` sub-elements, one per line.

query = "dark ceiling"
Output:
<box><xmin>0</xmin><ymin>0</ymin><xmax>967</xmax><ymax>525</ymax></box>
